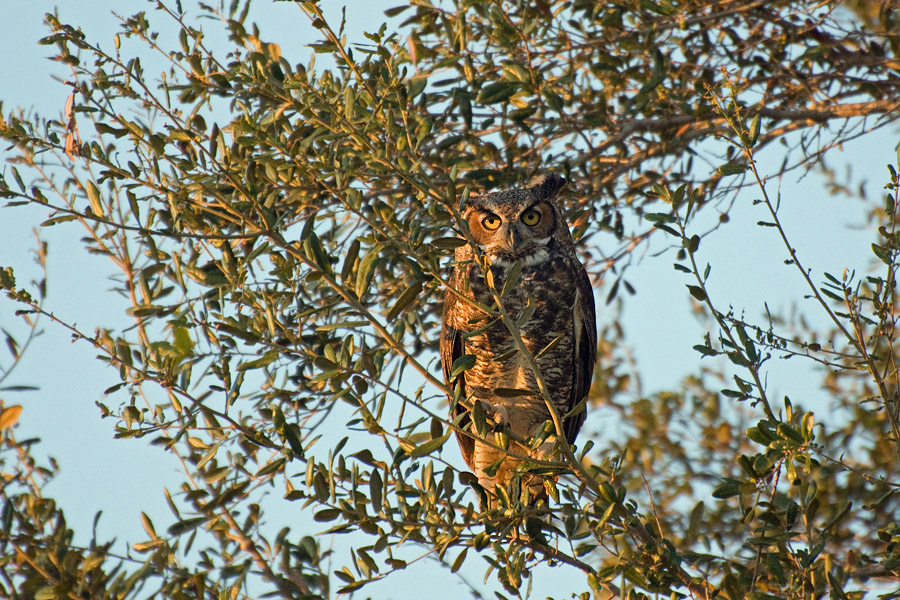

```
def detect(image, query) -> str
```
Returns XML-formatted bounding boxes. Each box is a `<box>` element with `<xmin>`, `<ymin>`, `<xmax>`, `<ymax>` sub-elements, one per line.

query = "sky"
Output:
<box><xmin>1</xmin><ymin>1</ymin><xmax>897</xmax><ymax>598</ymax></box>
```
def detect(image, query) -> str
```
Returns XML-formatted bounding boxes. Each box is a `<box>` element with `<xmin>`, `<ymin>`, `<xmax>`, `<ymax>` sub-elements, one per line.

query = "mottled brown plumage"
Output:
<box><xmin>440</xmin><ymin>172</ymin><xmax>597</xmax><ymax>502</ymax></box>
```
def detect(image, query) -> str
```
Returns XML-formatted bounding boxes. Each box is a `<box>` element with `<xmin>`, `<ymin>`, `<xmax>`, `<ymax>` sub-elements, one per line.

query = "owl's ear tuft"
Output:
<box><xmin>459</xmin><ymin>191</ymin><xmax>481</xmax><ymax>212</ymax></box>
<box><xmin>527</xmin><ymin>172</ymin><xmax>566</xmax><ymax>199</ymax></box>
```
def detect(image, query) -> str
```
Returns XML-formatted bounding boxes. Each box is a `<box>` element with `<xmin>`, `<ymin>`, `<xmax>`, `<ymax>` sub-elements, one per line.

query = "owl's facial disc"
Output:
<box><xmin>466</xmin><ymin>200</ymin><xmax>555</xmax><ymax>265</ymax></box>
<box><xmin>483</xmin><ymin>223</ymin><xmax>551</xmax><ymax>266</ymax></box>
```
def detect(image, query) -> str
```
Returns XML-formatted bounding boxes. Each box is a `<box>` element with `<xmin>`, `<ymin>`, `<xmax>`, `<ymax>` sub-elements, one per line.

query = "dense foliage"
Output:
<box><xmin>2</xmin><ymin>0</ymin><xmax>900</xmax><ymax>597</ymax></box>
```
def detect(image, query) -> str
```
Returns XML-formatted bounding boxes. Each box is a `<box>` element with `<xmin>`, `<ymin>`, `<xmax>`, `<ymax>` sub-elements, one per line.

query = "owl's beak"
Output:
<box><xmin>502</xmin><ymin>227</ymin><xmax>523</xmax><ymax>254</ymax></box>
<box><xmin>498</xmin><ymin>227</ymin><xmax>522</xmax><ymax>254</ymax></box>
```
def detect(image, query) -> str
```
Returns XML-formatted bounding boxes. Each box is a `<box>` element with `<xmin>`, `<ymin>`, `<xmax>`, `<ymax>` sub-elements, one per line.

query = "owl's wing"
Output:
<box><xmin>564</xmin><ymin>266</ymin><xmax>597</xmax><ymax>443</ymax></box>
<box><xmin>440</xmin><ymin>290</ymin><xmax>476</xmax><ymax>468</ymax></box>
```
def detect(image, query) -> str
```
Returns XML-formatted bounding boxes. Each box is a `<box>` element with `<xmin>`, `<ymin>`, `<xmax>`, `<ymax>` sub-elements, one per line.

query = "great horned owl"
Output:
<box><xmin>440</xmin><ymin>172</ymin><xmax>597</xmax><ymax>502</ymax></box>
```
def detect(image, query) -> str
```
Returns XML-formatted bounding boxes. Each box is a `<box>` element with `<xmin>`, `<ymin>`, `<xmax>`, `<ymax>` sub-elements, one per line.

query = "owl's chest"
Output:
<box><xmin>454</xmin><ymin>256</ymin><xmax>579</xmax><ymax>410</ymax></box>
<box><xmin>461</xmin><ymin>256</ymin><xmax>578</xmax><ymax>347</ymax></box>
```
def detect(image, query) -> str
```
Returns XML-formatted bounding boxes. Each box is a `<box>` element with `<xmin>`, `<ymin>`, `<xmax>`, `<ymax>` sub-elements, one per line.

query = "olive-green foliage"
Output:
<box><xmin>1</xmin><ymin>0</ymin><xmax>900</xmax><ymax>598</ymax></box>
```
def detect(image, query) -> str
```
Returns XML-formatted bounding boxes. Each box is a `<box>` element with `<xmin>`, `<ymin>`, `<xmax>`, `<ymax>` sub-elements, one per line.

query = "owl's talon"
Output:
<box><xmin>534</xmin><ymin>439</ymin><xmax>555</xmax><ymax>461</ymax></box>
<box><xmin>479</xmin><ymin>401</ymin><xmax>508</xmax><ymax>426</ymax></box>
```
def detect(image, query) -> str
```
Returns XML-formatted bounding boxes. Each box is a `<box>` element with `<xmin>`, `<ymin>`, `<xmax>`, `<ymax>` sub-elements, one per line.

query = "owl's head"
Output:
<box><xmin>461</xmin><ymin>172</ymin><xmax>568</xmax><ymax>265</ymax></box>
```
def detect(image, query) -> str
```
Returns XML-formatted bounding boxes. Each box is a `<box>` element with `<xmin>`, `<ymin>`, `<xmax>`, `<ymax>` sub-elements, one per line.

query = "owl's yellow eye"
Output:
<box><xmin>521</xmin><ymin>208</ymin><xmax>541</xmax><ymax>226</ymax></box>
<box><xmin>481</xmin><ymin>215</ymin><xmax>501</xmax><ymax>230</ymax></box>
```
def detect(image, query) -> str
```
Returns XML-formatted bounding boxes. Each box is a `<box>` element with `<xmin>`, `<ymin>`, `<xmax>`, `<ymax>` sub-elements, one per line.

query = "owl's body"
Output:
<box><xmin>440</xmin><ymin>173</ymin><xmax>597</xmax><ymax>500</ymax></box>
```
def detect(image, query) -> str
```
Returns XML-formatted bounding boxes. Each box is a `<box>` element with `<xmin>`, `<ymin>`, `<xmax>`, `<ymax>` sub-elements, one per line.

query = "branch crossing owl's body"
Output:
<box><xmin>440</xmin><ymin>173</ymin><xmax>597</xmax><ymax>502</ymax></box>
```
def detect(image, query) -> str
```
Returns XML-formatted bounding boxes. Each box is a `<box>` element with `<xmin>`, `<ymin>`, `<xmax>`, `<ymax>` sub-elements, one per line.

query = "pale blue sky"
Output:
<box><xmin>1</xmin><ymin>2</ymin><xmax>896</xmax><ymax>598</ymax></box>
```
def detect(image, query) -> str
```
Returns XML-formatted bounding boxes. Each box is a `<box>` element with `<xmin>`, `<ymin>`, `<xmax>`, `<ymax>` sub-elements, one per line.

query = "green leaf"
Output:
<box><xmin>801</xmin><ymin>412</ymin><xmax>815</xmax><ymax>441</ymax></box>
<box><xmin>303</xmin><ymin>232</ymin><xmax>333</xmax><ymax>276</ymax></box>
<box><xmin>747</xmin><ymin>425</ymin><xmax>773</xmax><ymax>445</ymax></box>
<box><xmin>204</xmin><ymin>466</ymin><xmax>230</xmax><ymax>484</ymax></box>
<box><xmin>450</xmin><ymin>354</ymin><xmax>476</xmax><ymax>379</ymax></box>
<box><xmin>599</xmin><ymin>482</ymin><xmax>617</xmax><ymax>503</ymax></box>
<box><xmin>476</xmin><ymin>81</ymin><xmax>521</xmax><ymax>104</ymax></box>
<box><xmin>86</xmin><ymin>180</ymin><xmax>103</xmax><ymax>216</ymax></box>
<box><xmin>167</xmin><ymin>517</ymin><xmax>207</xmax><ymax>536</ymax></box>
<box><xmin>340</xmin><ymin>238</ymin><xmax>361</xmax><ymax>283</ymax></box>
<box><xmin>11</xmin><ymin>167</ymin><xmax>25</xmax><ymax>192</ymax></box>
<box><xmin>776</xmin><ymin>422</ymin><xmax>804</xmax><ymax>444</ymax></box>
<box><xmin>687</xmin><ymin>285</ymin><xmax>707</xmax><ymax>301</ymax></box>
<box><xmin>314</xmin><ymin>508</ymin><xmax>341</xmax><ymax>522</ymax></box>
<box><xmin>517</xmin><ymin>298</ymin><xmax>536</xmax><ymax>326</ymax></box>
<box><xmin>654</xmin><ymin>223</ymin><xmax>680</xmax><ymax>236</ymax></box>
<box><xmin>472</xmin><ymin>400</ymin><xmax>487</xmax><ymax>437</ymax></box>
<box><xmin>196</xmin><ymin>445</ymin><xmax>218</xmax><ymax>470</ymax></box>
<box><xmin>643</xmin><ymin>212</ymin><xmax>676</xmax><ymax>223</ymax></box>
<box><xmin>749</xmin><ymin>113</ymin><xmax>761</xmax><ymax>147</ymax></box>
<box><xmin>535</xmin><ymin>335</ymin><xmax>562</xmax><ymax>359</ymax></box>
<box><xmin>686</xmin><ymin>234</ymin><xmax>700</xmax><ymax>254</ymax></box>
<box><xmin>307</xmin><ymin>369</ymin><xmax>341</xmax><ymax>384</ymax></box>
<box><xmin>431</xmin><ymin>237</ymin><xmax>467</xmax><ymax>250</ymax></box>
<box><xmin>96</xmin><ymin>123</ymin><xmax>128</xmax><ymax>138</ymax></box>
<box><xmin>40</xmin><ymin>214</ymin><xmax>80</xmax><ymax>227</ymax></box>
<box><xmin>482</xmin><ymin>456</ymin><xmax>505</xmax><ymax>478</ymax></box>
<box><xmin>369</xmin><ymin>469</ymin><xmax>383</xmax><ymax>510</ymax></box>
<box><xmin>712</xmin><ymin>478</ymin><xmax>742</xmax><ymax>499</ymax></box>
<box><xmin>650</xmin><ymin>183</ymin><xmax>669</xmax><ymax>201</ymax></box>
<box><xmin>384</xmin><ymin>5</ymin><xmax>409</xmax><ymax>17</ymax></box>
<box><xmin>501</xmin><ymin>261</ymin><xmax>523</xmax><ymax>297</ymax></box>
<box><xmin>717</xmin><ymin>162</ymin><xmax>747</xmax><ymax>176</ymax></box>
<box><xmin>451</xmin><ymin>547</ymin><xmax>468</xmax><ymax>573</ymax></box>
<box><xmin>308</xmin><ymin>41</ymin><xmax>337</xmax><ymax>54</ymax></box>
<box><xmin>299</xmin><ymin>213</ymin><xmax>317</xmax><ymax>242</ymax></box>
<box><xmin>183</xmin><ymin>265</ymin><xmax>228</xmax><ymax>287</ymax></box>
<box><xmin>823</xmin><ymin>272</ymin><xmax>842</xmax><ymax>285</ymax></box>
<box><xmin>356</xmin><ymin>243</ymin><xmax>385</xmax><ymax>299</ymax></box>
<box><xmin>386</xmin><ymin>280</ymin><xmax>423</xmax><ymax>321</ymax></box>
<box><xmin>283</xmin><ymin>424</ymin><xmax>305</xmax><ymax>459</ymax></box>
<box><xmin>821</xmin><ymin>502</ymin><xmax>852</xmax><ymax>534</ymax></box>
<box><xmin>430</xmin><ymin>417</ymin><xmax>443</xmax><ymax>440</ymax></box>
<box><xmin>408</xmin><ymin>430</ymin><xmax>451</xmax><ymax>457</ymax></box>
<box><xmin>737</xmin><ymin>454</ymin><xmax>758</xmax><ymax>478</ymax></box>
<box><xmin>693</xmin><ymin>344</ymin><xmax>717</xmax><ymax>357</ymax></box>
<box><xmin>821</xmin><ymin>287</ymin><xmax>844</xmax><ymax>302</ymax></box>
<box><xmin>337</xmin><ymin>581</ymin><xmax>370</xmax><ymax>594</ymax></box>
<box><xmin>315</xmin><ymin>320</ymin><xmax>369</xmax><ymax>332</ymax></box>
<box><xmin>172</xmin><ymin>326</ymin><xmax>194</xmax><ymax>355</ymax></box>
<box><xmin>542</xmin><ymin>88</ymin><xmax>563</xmax><ymax>112</ymax></box>
<box><xmin>872</xmin><ymin>243</ymin><xmax>892</xmax><ymax>265</ymax></box>
<box><xmin>827</xmin><ymin>572</ymin><xmax>850</xmax><ymax>600</ymax></box>
<box><xmin>34</xmin><ymin>587</ymin><xmax>59</xmax><ymax>600</ymax></box>
<box><xmin>237</xmin><ymin>351</ymin><xmax>278</xmax><ymax>371</ymax></box>
<box><xmin>255</xmin><ymin>457</ymin><xmax>286</xmax><ymax>477</ymax></box>
<box><xmin>672</xmin><ymin>184</ymin><xmax>686</xmax><ymax>206</ymax></box>
<box><xmin>687</xmin><ymin>501</ymin><xmax>705</xmax><ymax>541</ymax></box>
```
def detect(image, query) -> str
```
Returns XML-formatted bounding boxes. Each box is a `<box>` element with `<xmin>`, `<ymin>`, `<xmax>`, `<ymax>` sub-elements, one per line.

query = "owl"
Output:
<box><xmin>440</xmin><ymin>172</ymin><xmax>597</xmax><ymax>503</ymax></box>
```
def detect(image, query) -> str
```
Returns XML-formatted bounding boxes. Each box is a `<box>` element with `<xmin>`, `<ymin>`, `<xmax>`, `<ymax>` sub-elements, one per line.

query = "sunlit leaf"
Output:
<box><xmin>0</xmin><ymin>405</ymin><xmax>22</xmax><ymax>430</ymax></box>
<box><xmin>86</xmin><ymin>180</ymin><xmax>103</xmax><ymax>216</ymax></box>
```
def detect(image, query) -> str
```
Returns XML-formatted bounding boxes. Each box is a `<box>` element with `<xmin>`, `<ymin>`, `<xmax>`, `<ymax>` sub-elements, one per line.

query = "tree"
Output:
<box><xmin>2</xmin><ymin>0</ymin><xmax>900</xmax><ymax>597</ymax></box>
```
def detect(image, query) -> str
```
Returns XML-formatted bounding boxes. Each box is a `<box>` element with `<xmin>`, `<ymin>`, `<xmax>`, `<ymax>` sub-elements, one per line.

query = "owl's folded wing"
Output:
<box><xmin>564</xmin><ymin>266</ymin><xmax>597</xmax><ymax>444</ymax></box>
<box><xmin>440</xmin><ymin>290</ymin><xmax>476</xmax><ymax>468</ymax></box>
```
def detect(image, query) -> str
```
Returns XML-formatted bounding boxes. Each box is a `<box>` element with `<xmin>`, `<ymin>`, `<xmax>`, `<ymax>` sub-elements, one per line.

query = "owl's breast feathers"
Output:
<box><xmin>440</xmin><ymin>247</ymin><xmax>596</xmax><ymax>477</ymax></box>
